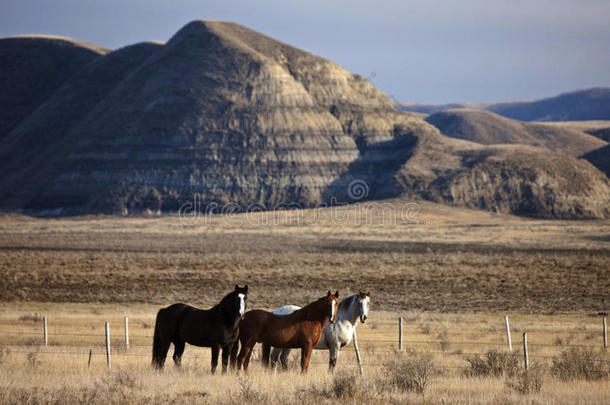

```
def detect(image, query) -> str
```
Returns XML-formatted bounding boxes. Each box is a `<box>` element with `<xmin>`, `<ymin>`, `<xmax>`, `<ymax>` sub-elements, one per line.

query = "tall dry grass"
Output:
<box><xmin>1</xmin><ymin>305</ymin><xmax>609</xmax><ymax>404</ymax></box>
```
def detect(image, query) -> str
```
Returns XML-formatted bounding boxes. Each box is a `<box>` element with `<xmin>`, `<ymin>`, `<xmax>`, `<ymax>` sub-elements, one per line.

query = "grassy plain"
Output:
<box><xmin>0</xmin><ymin>199</ymin><xmax>608</xmax><ymax>403</ymax></box>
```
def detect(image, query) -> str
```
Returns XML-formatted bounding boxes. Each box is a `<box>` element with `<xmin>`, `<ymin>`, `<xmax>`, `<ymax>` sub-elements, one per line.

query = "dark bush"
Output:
<box><xmin>505</xmin><ymin>366</ymin><xmax>544</xmax><ymax>394</ymax></box>
<box><xmin>465</xmin><ymin>349</ymin><xmax>520</xmax><ymax>377</ymax></box>
<box><xmin>551</xmin><ymin>348</ymin><xmax>609</xmax><ymax>381</ymax></box>
<box><xmin>384</xmin><ymin>352</ymin><xmax>439</xmax><ymax>394</ymax></box>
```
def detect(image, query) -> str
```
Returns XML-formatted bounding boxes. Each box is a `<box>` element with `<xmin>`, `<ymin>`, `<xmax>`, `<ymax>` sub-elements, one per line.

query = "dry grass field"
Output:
<box><xmin>0</xmin><ymin>305</ymin><xmax>608</xmax><ymax>404</ymax></box>
<box><xmin>0</xmin><ymin>199</ymin><xmax>609</xmax><ymax>403</ymax></box>
<box><xmin>0</xmin><ymin>199</ymin><xmax>608</xmax><ymax>312</ymax></box>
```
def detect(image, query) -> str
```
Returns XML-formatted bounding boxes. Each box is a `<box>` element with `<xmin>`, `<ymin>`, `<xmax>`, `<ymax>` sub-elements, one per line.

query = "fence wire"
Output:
<box><xmin>1</xmin><ymin>315</ymin><xmax>606</xmax><ymax>371</ymax></box>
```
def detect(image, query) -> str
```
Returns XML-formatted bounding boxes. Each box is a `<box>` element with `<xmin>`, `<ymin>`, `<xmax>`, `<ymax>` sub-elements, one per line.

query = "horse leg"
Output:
<box><xmin>221</xmin><ymin>343</ymin><xmax>232</xmax><ymax>374</ymax></box>
<box><xmin>229</xmin><ymin>339</ymin><xmax>239</xmax><ymax>371</ymax></box>
<box><xmin>300</xmin><ymin>345</ymin><xmax>313</xmax><ymax>373</ymax></box>
<box><xmin>172</xmin><ymin>339</ymin><xmax>185</xmax><ymax>368</ymax></box>
<box><xmin>243</xmin><ymin>345</ymin><xmax>253</xmax><ymax>372</ymax></box>
<box><xmin>270</xmin><ymin>347</ymin><xmax>279</xmax><ymax>369</ymax></box>
<box><xmin>270</xmin><ymin>347</ymin><xmax>287</xmax><ymax>370</ymax></box>
<box><xmin>210</xmin><ymin>345</ymin><xmax>220</xmax><ymax>374</ymax></box>
<box><xmin>237</xmin><ymin>341</ymin><xmax>254</xmax><ymax>373</ymax></box>
<box><xmin>279</xmin><ymin>349</ymin><xmax>291</xmax><ymax>370</ymax></box>
<box><xmin>328</xmin><ymin>342</ymin><xmax>340</xmax><ymax>371</ymax></box>
<box><xmin>262</xmin><ymin>344</ymin><xmax>271</xmax><ymax>368</ymax></box>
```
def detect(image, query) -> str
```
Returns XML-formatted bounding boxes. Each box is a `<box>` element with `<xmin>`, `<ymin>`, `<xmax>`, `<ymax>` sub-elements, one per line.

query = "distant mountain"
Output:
<box><xmin>0</xmin><ymin>35</ymin><xmax>109</xmax><ymax>139</ymax></box>
<box><xmin>0</xmin><ymin>21</ymin><xmax>608</xmax><ymax>219</ymax></box>
<box><xmin>397</xmin><ymin>88</ymin><xmax>610</xmax><ymax>122</ymax></box>
<box><xmin>425</xmin><ymin>109</ymin><xmax>606</xmax><ymax>156</ymax></box>
<box><xmin>394</xmin><ymin>102</ymin><xmax>474</xmax><ymax>115</ymax></box>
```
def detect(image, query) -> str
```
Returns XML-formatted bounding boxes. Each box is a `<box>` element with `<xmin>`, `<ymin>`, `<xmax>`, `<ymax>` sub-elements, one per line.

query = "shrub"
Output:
<box><xmin>465</xmin><ymin>349</ymin><xmax>519</xmax><ymax>377</ymax></box>
<box><xmin>331</xmin><ymin>371</ymin><xmax>359</xmax><ymax>399</ymax></box>
<box><xmin>0</xmin><ymin>348</ymin><xmax>9</xmax><ymax>364</ymax></box>
<box><xmin>550</xmin><ymin>348</ymin><xmax>609</xmax><ymax>381</ymax></box>
<box><xmin>18</xmin><ymin>313</ymin><xmax>42</xmax><ymax>323</ymax></box>
<box><xmin>384</xmin><ymin>352</ymin><xmax>438</xmax><ymax>394</ymax></box>
<box><xmin>237</xmin><ymin>377</ymin><xmax>267</xmax><ymax>403</ymax></box>
<box><xmin>505</xmin><ymin>366</ymin><xmax>544</xmax><ymax>394</ymax></box>
<box><xmin>437</xmin><ymin>331</ymin><xmax>451</xmax><ymax>352</ymax></box>
<box><xmin>26</xmin><ymin>352</ymin><xmax>39</xmax><ymax>368</ymax></box>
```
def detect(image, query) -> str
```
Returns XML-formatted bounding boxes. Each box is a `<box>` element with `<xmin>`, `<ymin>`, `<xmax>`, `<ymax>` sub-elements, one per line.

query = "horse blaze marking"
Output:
<box><xmin>238</xmin><ymin>294</ymin><xmax>245</xmax><ymax>316</ymax></box>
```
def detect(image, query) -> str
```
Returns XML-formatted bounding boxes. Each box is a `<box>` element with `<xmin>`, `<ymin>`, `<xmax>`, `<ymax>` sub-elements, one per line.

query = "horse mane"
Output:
<box><xmin>298</xmin><ymin>295</ymin><xmax>329</xmax><ymax>315</ymax></box>
<box><xmin>338</xmin><ymin>294</ymin><xmax>357</xmax><ymax>313</ymax></box>
<box><xmin>214</xmin><ymin>290</ymin><xmax>238</xmax><ymax>318</ymax></box>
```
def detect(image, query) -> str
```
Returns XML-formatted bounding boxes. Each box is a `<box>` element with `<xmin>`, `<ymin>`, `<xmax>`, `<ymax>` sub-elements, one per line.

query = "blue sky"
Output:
<box><xmin>1</xmin><ymin>0</ymin><xmax>609</xmax><ymax>104</ymax></box>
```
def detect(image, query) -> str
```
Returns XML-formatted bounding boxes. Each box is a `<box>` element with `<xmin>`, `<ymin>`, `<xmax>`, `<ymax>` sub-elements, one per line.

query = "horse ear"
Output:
<box><xmin>244</xmin><ymin>285</ymin><xmax>248</xmax><ymax>293</ymax></box>
<box><xmin>327</xmin><ymin>290</ymin><xmax>331</xmax><ymax>296</ymax></box>
<box><xmin>235</xmin><ymin>284</ymin><xmax>239</xmax><ymax>290</ymax></box>
<box><xmin>366</xmin><ymin>291</ymin><xmax>370</xmax><ymax>297</ymax></box>
<box><xmin>335</xmin><ymin>291</ymin><xmax>339</xmax><ymax>298</ymax></box>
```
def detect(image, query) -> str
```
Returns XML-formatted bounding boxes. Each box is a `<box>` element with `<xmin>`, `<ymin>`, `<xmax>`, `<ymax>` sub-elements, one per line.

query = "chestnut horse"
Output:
<box><xmin>232</xmin><ymin>291</ymin><xmax>339</xmax><ymax>373</ymax></box>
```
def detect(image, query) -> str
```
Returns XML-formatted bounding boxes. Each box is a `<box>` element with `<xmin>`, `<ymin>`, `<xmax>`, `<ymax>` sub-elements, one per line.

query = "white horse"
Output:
<box><xmin>269</xmin><ymin>291</ymin><xmax>370</xmax><ymax>371</ymax></box>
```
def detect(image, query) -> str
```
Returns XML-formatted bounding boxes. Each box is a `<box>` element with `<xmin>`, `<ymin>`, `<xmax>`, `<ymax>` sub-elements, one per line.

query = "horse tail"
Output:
<box><xmin>152</xmin><ymin>307</ymin><xmax>171</xmax><ymax>369</ymax></box>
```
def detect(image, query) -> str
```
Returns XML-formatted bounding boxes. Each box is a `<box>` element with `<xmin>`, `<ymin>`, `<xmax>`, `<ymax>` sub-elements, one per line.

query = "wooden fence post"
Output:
<box><xmin>504</xmin><ymin>316</ymin><xmax>512</xmax><ymax>351</ymax></box>
<box><xmin>124</xmin><ymin>317</ymin><xmax>129</xmax><ymax>350</ymax></box>
<box><xmin>522</xmin><ymin>332</ymin><xmax>529</xmax><ymax>370</ymax></box>
<box><xmin>602</xmin><ymin>316</ymin><xmax>608</xmax><ymax>349</ymax></box>
<box><xmin>88</xmin><ymin>349</ymin><xmax>93</xmax><ymax>369</ymax></box>
<box><xmin>105</xmin><ymin>322</ymin><xmax>111</xmax><ymax>368</ymax></box>
<box><xmin>352</xmin><ymin>328</ymin><xmax>364</xmax><ymax>376</ymax></box>
<box><xmin>43</xmin><ymin>316</ymin><xmax>48</xmax><ymax>347</ymax></box>
<box><xmin>398</xmin><ymin>317</ymin><xmax>403</xmax><ymax>351</ymax></box>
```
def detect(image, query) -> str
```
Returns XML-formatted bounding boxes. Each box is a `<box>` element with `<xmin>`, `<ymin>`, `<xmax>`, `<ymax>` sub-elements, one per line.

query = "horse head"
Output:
<box><xmin>233</xmin><ymin>284</ymin><xmax>248</xmax><ymax>317</ymax></box>
<box><xmin>326</xmin><ymin>290</ymin><xmax>340</xmax><ymax>324</ymax></box>
<box><xmin>357</xmin><ymin>291</ymin><xmax>370</xmax><ymax>323</ymax></box>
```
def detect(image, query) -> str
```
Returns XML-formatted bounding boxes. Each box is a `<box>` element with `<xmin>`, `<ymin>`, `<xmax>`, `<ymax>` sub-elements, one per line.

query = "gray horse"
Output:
<box><xmin>269</xmin><ymin>291</ymin><xmax>370</xmax><ymax>370</ymax></box>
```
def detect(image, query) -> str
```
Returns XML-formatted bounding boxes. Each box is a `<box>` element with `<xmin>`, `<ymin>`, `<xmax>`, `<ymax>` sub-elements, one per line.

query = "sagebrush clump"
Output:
<box><xmin>465</xmin><ymin>349</ymin><xmax>520</xmax><ymax>377</ymax></box>
<box><xmin>384</xmin><ymin>351</ymin><xmax>439</xmax><ymax>394</ymax></box>
<box><xmin>550</xmin><ymin>348</ymin><xmax>609</xmax><ymax>381</ymax></box>
<box><xmin>505</xmin><ymin>366</ymin><xmax>544</xmax><ymax>394</ymax></box>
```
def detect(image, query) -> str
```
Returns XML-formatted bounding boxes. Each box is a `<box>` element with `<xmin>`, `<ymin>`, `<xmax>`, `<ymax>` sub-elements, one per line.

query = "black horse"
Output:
<box><xmin>152</xmin><ymin>284</ymin><xmax>248</xmax><ymax>374</ymax></box>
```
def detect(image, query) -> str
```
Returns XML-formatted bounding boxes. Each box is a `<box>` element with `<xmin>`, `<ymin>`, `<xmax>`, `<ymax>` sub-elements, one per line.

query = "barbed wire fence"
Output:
<box><xmin>0</xmin><ymin>315</ymin><xmax>607</xmax><ymax>371</ymax></box>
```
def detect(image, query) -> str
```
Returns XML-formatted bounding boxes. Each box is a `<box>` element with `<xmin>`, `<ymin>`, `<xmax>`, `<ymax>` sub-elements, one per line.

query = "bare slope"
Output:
<box><xmin>0</xmin><ymin>35</ymin><xmax>109</xmax><ymax>138</ymax></box>
<box><xmin>425</xmin><ymin>109</ymin><xmax>606</xmax><ymax>156</ymax></box>
<box><xmin>0</xmin><ymin>41</ymin><xmax>163</xmax><ymax>209</ymax></box>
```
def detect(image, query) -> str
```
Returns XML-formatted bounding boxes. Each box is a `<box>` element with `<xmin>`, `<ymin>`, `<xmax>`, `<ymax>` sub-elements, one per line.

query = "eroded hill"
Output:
<box><xmin>425</xmin><ymin>109</ymin><xmax>606</xmax><ymax>156</ymax></box>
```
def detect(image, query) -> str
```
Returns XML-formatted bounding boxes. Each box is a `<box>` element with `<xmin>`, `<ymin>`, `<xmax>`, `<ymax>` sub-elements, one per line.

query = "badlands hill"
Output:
<box><xmin>425</xmin><ymin>109</ymin><xmax>606</xmax><ymax>156</ymax></box>
<box><xmin>0</xmin><ymin>20</ymin><xmax>608</xmax><ymax>218</ymax></box>
<box><xmin>0</xmin><ymin>35</ymin><xmax>109</xmax><ymax>138</ymax></box>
